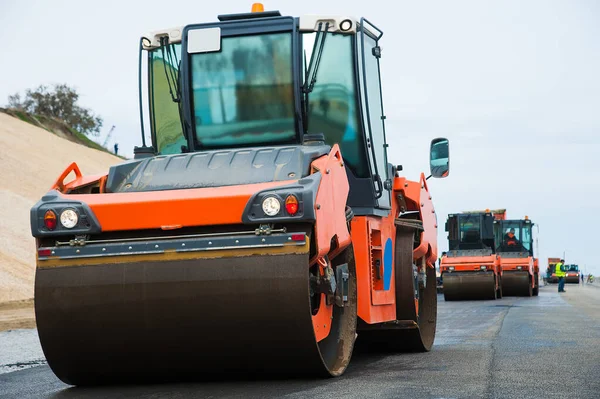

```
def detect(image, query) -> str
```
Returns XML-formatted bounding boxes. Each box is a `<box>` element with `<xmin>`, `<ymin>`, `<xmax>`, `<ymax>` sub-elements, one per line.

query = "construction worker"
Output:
<box><xmin>504</xmin><ymin>228</ymin><xmax>519</xmax><ymax>247</ymax></box>
<box><xmin>555</xmin><ymin>258</ymin><xmax>566</xmax><ymax>293</ymax></box>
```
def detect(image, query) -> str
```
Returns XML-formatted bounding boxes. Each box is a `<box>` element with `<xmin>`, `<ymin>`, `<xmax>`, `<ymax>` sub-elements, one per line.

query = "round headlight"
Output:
<box><xmin>262</xmin><ymin>196</ymin><xmax>281</xmax><ymax>216</ymax></box>
<box><xmin>60</xmin><ymin>209</ymin><xmax>79</xmax><ymax>229</ymax></box>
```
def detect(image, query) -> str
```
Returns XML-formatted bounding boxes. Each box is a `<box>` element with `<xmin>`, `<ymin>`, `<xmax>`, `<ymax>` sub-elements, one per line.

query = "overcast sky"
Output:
<box><xmin>1</xmin><ymin>0</ymin><xmax>598</xmax><ymax>274</ymax></box>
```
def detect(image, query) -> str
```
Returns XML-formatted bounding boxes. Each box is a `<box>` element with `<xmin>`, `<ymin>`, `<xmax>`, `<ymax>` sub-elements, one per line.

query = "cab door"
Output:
<box><xmin>356</xmin><ymin>19</ymin><xmax>391</xmax><ymax>211</ymax></box>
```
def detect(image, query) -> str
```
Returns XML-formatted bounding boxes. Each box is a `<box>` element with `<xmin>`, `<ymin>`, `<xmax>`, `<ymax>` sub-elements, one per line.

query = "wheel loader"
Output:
<box><xmin>495</xmin><ymin>216</ymin><xmax>539</xmax><ymax>296</ymax></box>
<box><xmin>439</xmin><ymin>209</ymin><xmax>504</xmax><ymax>300</ymax></box>
<box><xmin>29</xmin><ymin>4</ymin><xmax>450</xmax><ymax>386</ymax></box>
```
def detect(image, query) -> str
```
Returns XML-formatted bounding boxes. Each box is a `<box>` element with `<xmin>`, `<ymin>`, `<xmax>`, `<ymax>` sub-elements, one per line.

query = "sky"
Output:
<box><xmin>1</xmin><ymin>0</ymin><xmax>599</xmax><ymax>274</ymax></box>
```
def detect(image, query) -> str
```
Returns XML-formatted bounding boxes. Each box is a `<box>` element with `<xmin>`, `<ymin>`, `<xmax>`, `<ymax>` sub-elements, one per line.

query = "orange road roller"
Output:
<box><xmin>30</xmin><ymin>5</ymin><xmax>450</xmax><ymax>386</ymax></box>
<box><xmin>495</xmin><ymin>216</ymin><xmax>539</xmax><ymax>296</ymax></box>
<box><xmin>440</xmin><ymin>209</ymin><xmax>503</xmax><ymax>300</ymax></box>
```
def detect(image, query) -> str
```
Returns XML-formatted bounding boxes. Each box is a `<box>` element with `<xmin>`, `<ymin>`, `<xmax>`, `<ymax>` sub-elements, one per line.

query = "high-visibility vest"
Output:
<box><xmin>555</xmin><ymin>262</ymin><xmax>566</xmax><ymax>277</ymax></box>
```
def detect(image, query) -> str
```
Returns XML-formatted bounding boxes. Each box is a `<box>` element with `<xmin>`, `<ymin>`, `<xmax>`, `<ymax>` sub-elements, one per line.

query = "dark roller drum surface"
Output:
<box><xmin>34</xmin><ymin>250</ymin><xmax>356</xmax><ymax>386</ymax></box>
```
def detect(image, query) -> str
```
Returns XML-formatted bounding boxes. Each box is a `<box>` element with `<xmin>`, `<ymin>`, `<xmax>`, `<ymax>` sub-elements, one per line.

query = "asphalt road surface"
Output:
<box><xmin>1</xmin><ymin>283</ymin><xmax>599</xmax><ymax>398</ymax></box>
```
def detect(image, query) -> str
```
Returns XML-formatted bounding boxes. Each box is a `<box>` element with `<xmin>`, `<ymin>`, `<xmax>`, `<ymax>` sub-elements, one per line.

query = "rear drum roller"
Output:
<box><xmin>34</xmin><ymin>230</ymin><xmax>358</xmax><ymax>385</ymax></box>
<box><xmin>358</xmin><ymin>228</ymin><xmax>437</xmax><ymax>352</ymax></box>
<box><xmin>532</xmin><ymin>273</ymin><xmax>539</xmax><ymax>296</ymax></box>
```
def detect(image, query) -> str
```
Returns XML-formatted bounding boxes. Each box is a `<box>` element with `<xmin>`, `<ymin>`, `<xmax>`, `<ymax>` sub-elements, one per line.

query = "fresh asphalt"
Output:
<box><xmin>1</xmin><ymin>284</ymin><xmax>599</xmax><ymax>398</ymax></box>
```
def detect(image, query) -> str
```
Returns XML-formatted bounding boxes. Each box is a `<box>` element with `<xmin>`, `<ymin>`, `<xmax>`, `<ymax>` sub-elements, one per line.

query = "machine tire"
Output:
<box><xmin>533</xmin><ymin>273</ymin><xmax>539</xmax><ymax>296</ymax></box>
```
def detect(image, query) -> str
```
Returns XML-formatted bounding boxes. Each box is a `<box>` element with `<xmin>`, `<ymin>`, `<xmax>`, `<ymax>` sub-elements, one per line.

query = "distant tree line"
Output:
<box><xmin>7</xmin><ymin>83</ymin><xmax>103</xmax><ymax>136</ymax></box>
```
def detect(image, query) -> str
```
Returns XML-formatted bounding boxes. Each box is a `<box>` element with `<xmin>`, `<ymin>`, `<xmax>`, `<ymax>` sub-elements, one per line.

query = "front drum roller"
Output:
<box><xmin>357</xmin><ymin>227</ymin><xmax>437</xmax><ymax>352</ymax></box>
<box><xmin>502</xmin><ymin>271</ymin><xmax>532</xmax><ymax>297</ymax></box>
<box><xmin>34</xmin><ymin>233</ymin><xmax>358</xmax><ymax>386</ymax></box>
<box><xmin>442</xmin><ymin>271</ymin><xmax>497</xmax><ymax>301</ymax></box>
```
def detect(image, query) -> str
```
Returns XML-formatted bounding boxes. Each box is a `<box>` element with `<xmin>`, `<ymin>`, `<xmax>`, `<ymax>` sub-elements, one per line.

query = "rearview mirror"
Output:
<box><xmin>429</xmin><ymin>138</ymin><xmax>449</xmax><ymax>178</ymax></box>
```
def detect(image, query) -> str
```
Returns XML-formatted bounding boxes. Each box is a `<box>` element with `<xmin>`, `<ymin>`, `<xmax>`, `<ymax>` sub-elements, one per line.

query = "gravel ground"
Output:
<box><xmin>0</xmin><ymin>328</ymin><xmax>45</xmax><ymax>374</ymax></box>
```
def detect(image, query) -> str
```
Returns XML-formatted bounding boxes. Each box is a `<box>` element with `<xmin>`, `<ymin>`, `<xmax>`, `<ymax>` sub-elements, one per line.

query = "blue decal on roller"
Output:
<box><xmin>383</xmin><ymin>238</ymin><xmax>393</xmax><ymax>290</ymax></box>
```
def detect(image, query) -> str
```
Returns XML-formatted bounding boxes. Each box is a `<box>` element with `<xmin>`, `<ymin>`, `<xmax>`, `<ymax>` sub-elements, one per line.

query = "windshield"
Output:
<box><xmin>302</xmin><ymin>32</ymin><xmax>369</xmax><ymax>178</ymax></box>
<box><xmin>496</xmin><ymin>221</ymin><xmax>532</xmax><ymax>253</ymax></box>
<box><xmin>567</xmin><ymin>264</ymin><xmax>579</xmax><ymax>272</ymax></box>
<box><xmin>458</xmin><ymin>215</ymin><xmax>481</xmax><ymax>244</ymax></box>
<box><xmin>150</xmin><ymin>44</ymin><xmax>186</xmax><ymax>155</ymax></box>
<box><xmin>189</xmin><ymin>32</ymin><xmax>296</xmax><ymax>149</ymax></box>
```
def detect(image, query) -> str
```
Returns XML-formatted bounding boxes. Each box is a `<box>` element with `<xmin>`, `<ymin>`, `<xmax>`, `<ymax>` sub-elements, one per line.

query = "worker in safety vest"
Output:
<box><xmin>555</xmin><ymin>259</ymin><xmax>566</xmax><ymax>293</ymax></box>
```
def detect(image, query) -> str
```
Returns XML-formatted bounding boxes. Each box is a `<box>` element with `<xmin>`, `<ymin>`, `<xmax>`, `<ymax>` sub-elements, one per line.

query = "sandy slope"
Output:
<box><xmin>0</xmin><ymin>113</ymin><xmax>122</xmax><ymax>303</ymax></box>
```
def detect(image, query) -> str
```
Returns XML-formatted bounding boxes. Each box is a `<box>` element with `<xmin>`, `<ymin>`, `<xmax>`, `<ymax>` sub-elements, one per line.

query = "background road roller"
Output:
<box><xmin>494</xmin><ymin>216</ymin><xmax>539</xmax><ymax>296</ymax></box>
<box><xmin>439</xmin><ymin>209</ymin><xmax>503</xmax><ymax>300</ymax></box>
<box><xmin>565</xmin><ymin>264</ymin><xmax>581</xmax><ymax>283</ymax></box>
<box><xmin>29</xmin><ymin>5</ymin><xmax>450</xmax><ymax>386</ymax></box>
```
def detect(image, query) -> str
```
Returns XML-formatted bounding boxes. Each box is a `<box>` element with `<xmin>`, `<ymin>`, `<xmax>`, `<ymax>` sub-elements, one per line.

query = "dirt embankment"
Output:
<box><xmin>0</xmin><ymin>113</ymin><xmax>122</xmax><ymax>328</ymax></box>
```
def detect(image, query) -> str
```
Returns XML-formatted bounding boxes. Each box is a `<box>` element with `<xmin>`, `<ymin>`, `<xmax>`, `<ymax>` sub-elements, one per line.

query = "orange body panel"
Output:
<box><xmin>440</xmin><ymin>255</ymin><xmax>501</xmax><ymax>275</ymax></box>
<box><xmin>499</xmin><ymin>256</ymin><xmax>535</xmax><ymax>287</ymax></box>
<box><xmin>499</xmin><ymin>256</ymin><xmax>534</xmax><ymax>273</ymax></box>
<box><xmin>351</xmin><ymin>215</ymin><xmax>397</xmax><ymax>324</ymax></box>
<box><xmin>58</xmin><ymin>180</ymin><xmax>295</xmax><ymax>232</ymax></box>
<box><xmin>352</xmin><ymin>171</ymin><xmax>439</xmax><ymax>325</ymax></box>
<box><xmin>311</xmin><ymin>283</ymin><xmax>334</xmax><ymax>342</ymax></box>
<box><xmin>310</xmin><ymin>144</ymin><xmax>351</xmax><ymax>263</ymax></box>
<box><xmin>393</xmin><ymin>173</ymin><xmax>438</xmax><ymax>267</ymax></box>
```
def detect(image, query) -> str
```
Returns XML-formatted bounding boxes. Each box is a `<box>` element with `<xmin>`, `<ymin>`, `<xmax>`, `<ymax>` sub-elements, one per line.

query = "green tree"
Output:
<box><xmin>7</xmin><ymin>83</ymin><xmax>103</xmax><ymax>136</ymax></box>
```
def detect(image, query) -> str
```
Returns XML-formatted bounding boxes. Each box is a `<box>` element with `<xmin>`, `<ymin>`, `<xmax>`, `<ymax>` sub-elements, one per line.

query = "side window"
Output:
<box><xmin>357</xmin><ymin>28</ymin><xmax>390</xmax><ymax>208</ymax></box>
<box><xmin>303</xmin><ymin>33</ymin><xmax>370</xmax><ymax>178</ymax></box>
<box><xmin>150</xmin><ymin>44</ymin><xmax>186</xmax><ymax>155</ymax></box>
<box><xmin>522</xmin><ymin>226</ymin><xmax>532</xmax><ymax>251</ymax></box>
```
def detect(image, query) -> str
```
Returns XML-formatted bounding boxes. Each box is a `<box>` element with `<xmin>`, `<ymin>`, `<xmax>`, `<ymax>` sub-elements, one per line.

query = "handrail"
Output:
<box><xmin>51</xmin><ymin>162</ymin><xmax>82</xmax><ymax>193</ymax></box>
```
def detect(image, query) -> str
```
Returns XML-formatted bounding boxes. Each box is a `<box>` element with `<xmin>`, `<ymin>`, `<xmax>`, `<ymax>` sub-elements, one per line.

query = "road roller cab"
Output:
<box><xmin>440</xmin><ymin>210</ymin><xmax>503</xmax><ymax>300</ymax></box>
<box><xmin>494</xmin><ymin>216</ymin><xmax>539</xmax><ymax>296</ymax></box>
<box><xmin>29</xmin><ymin>4</ymin><xmax>450</xmax><ymax>386</ymax></box>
